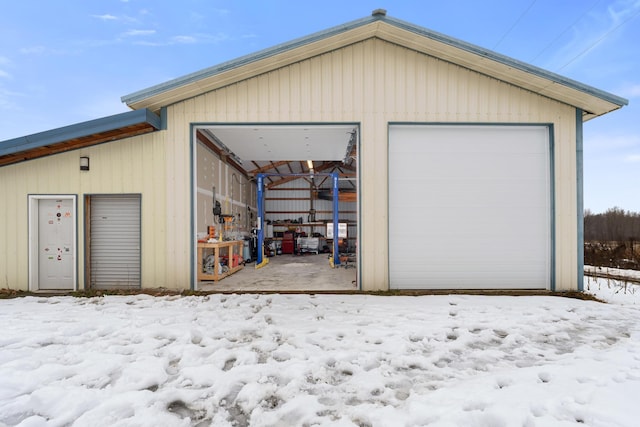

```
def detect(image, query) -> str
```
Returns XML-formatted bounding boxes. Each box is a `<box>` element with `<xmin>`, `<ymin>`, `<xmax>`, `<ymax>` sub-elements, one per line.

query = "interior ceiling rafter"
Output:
<box><xmin>265</xmin><ymin>161</ymin><xmax>342</xmax><ymax>189</ymax></box>
<box><xmin>198</xmin><ymin>124</ymin><xmax>358</xmax><ymax>190</ymax></box>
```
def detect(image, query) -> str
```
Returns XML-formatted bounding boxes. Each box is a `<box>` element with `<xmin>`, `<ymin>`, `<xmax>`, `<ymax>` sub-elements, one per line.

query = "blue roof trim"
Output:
<box><xmin>121</xmin><ymin>13</ymin><xmax>628</xmax><ymax>109</ymax></box>
<box><xmin>0</xmin><ymin>109</ymin><xmax>161</xmax><ymax>157</ymax></box>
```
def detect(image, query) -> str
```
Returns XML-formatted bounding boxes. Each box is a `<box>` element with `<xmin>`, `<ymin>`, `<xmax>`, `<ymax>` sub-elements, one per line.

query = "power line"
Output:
<box><xmin>556</xmin><ymin>5</ymin><xmax>640</xmax><ymax>71</ymax></box>
<box><xmin>529</xmin><ymin>0</ymin><xmax>602</xmax><ymax>63</ymax></box>
<box><xmin>493</xmin><ymin>0</ymin><xmax>538</xmax><ymax>49</ymax></box>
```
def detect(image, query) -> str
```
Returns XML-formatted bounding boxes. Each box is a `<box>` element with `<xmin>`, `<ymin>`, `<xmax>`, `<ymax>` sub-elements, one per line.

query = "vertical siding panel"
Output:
<box><xmin>139</xmin><ymin>135</ymin><xmax>153</xmax><ymax>283</ymax></box>
<box><xmin>331</xmin><ymin>50</ymin><xmax>342</xmax><ymax>119</ymax></box>
<box><xmin>165</xmin><ymin>102</ymin><xmax>189</xmax><ymax>288</ymax></box>
<box><xmin>426</xmin><ymin>58</ymin><xmax>438</xmax><ymax>119</ymax></box>
<box><xmin>488</xmin><ymin>78</ymin><xmax>500</xmax><ymax>122</ymax></box>
<box><xmin>373</xmin><ymin>39</ymin><xmax>389</xmax><ymax>290</ymax></box>
<box><xmin>10</xmin><ymin>170</ymin><xmax>22</xmax><ymax>290</ymax></box>
<box><xmin>384</xmin><ymin>42</ymin><xmax>396</xmax><ymax>121</ymax></box>
<box><xmin>278</xmin><ymin>68</ymin><xmax>291</xmax><ymax>121</ymax></box>
<box><xmin>555</xmin><ymin>116</ymin><xmax>577</xmax><ymax>290</ymax></box>
<box><xmin>255</xmin><ymin>74</ymin><xmax>269</xmax><ymax>122</ymax></box>
<box><xmin>477</xmin><ymin>75</ymin><xmax>489</xmax><ymax>122</ymax></box>
<box><xmin>345</xmin><ymin>48</ymin><xmax>355</xmax><ymax>118</ymax></box>
<box><xmin>359</xmin><ymin>39</ymin><xmax>375</xmax><ymax>289</ymax></box>
<box><xmin>442</xmin><ymin>62</ymin><xmax>453</xmax><ymax>121</ymax></box>
<box><xmin>0</xmin><ymin>166</ymin><xmax>18</xmax><ymax>289</ymax></box>
<box><xmin>466</xmin><ymin>71</ymin><xmax>479</xmax><ymax>122</ymax></box>
<box><xmin>321</xmin><ymin>54</ymin><xmax>332</xmax><ymax>120</ymax></box>
<box><xmin>232</xmin><ymin>82</ymin><xmax>244</xmax><ymax>122</ymax></box>
<box><xmin>269</xmin><ymin>71</ymin><xmax>280</xmax><ymax>120</ymax></box>
<box><xmin>299</xmin><ymin>60</ymin><xmax>311</xmax><ymax>118</ymax></box>
<box><xmin>454</xmin><ymin>66</ymin><xmax>468</xmax><ymax>121</ymax></box>
<box><xmin>498</xmin><ymin>80</ymin><xmax>512</xmax><ymax>119</ymax></box>
<box><xmin>288</xmin><ymin>63</ymin><xmax>301</xmax><ymax>121</ymax></box>
<box><xmin>193</xmin><ymin>95</ymin><xmax>206</xmax><ymax>123</ymax></box>
<box><xmin>225</xmin><ymin>84</ymin><xmax>237</xmax><ymax>122</ymax></box>
<box><xmin>351</xmin><ymin>43</ymin><xmax>364</xmax><ymax>116</ymax></box>
<box><xmin>415</xmin><ymin>54</ymin><xmax>427</xmax><ymax>120</ymax></box>
<box><xmin>555</xmin><ymin>116</ymin><xmax>566</xmax><ymax>289</ymax></box>
<box><xmin>155</xmin><ymin>134</ymin><xmax>168</xmax><ymax>288</ymax></box>
<box><xmin>310</xmin><ymin>57</ymin><xmax>322</xmax><ymax>120</ymax></box>
<box><xmin>404</xmin><ymin>50</ymin><xmax>416</xmax><ymax>121</ymax></box>
<box><xmin>210</xmin><ymin>88</ymin><xmax>220</xmax><ymax>118</ymax></box>
<box><xmin>246</xmin><ymin>78</ymin><xmax>259</xmax><ymax>119</ymax></box>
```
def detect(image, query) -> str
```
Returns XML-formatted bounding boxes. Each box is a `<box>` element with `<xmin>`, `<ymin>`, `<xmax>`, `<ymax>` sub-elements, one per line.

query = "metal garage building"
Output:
<box><xmin>0</xmin><ymin>10</ymin><xmax>627</xmax><ymax>292</ymax></box>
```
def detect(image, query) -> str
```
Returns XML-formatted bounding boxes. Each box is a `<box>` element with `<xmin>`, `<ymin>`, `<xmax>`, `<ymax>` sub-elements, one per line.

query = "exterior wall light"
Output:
<box><xmin>80</xmin><ymin>156</ymin><xmax>90</xmax><ymax>171</ymax></box>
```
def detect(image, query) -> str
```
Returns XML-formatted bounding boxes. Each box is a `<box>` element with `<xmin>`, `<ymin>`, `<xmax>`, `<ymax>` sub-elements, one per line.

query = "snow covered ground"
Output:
<box><xmin>585</xmin><ymin>265</ymin><xmax>640</xmax><ymax>281</ymax></box>
<box><xmin>1</xmin><ymin>279</ymin><xmax>640</xmax><ymax>427</ymax></box>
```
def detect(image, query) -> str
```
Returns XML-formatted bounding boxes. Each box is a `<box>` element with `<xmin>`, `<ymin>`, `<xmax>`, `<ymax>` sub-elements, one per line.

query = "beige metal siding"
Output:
<box><xmin>164</xmin><ymin>37</ymin><xmax>579</xmax><ymax>291</ymax></box>
<box><xmin>0</xmin><ymin>132</ymin><xmax>176</xmax><ymax>290</ymax></box>
<box><xmin>0</xmin><ymin>166</ymin><xmax>22</xmax><ymax>291</ymax></box>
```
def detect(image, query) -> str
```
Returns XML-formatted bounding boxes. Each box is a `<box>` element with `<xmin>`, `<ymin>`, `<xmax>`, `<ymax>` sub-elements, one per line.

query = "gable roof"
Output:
<box><xmin>121</xmin><ymin>10</ymin><xmax>627</xmax><ymax>122</ymax></box>
<box><xmin>0</xmin><ymin>109</ymin><xmax>161</xmax><ymax>167</ymax></box>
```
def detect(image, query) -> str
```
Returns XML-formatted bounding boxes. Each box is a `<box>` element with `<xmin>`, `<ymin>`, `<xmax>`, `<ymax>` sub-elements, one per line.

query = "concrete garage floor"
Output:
<box><xmin>198</xmin><ymin>253</ymin><xmax>358</xmax><ymax>292</ymax></box>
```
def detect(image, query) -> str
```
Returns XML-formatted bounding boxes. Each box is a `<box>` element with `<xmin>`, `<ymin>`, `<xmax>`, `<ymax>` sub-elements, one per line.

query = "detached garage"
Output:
<box><xmin>0</xmin><ymin>10</ymin><xmax>628</xmax><ymax>292</ymax></box>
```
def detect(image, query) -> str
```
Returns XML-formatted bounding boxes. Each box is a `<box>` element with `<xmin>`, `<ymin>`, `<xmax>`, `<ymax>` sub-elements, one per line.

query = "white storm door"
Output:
<box><xmin>37</xmin><ymin>198</ymin><xmax>76</xmax><ymax>290</ymax></box>
<box><xmin>389</xmin><ymin>125</ymin><xmax>551</xmax><ymax>290</ymax></box>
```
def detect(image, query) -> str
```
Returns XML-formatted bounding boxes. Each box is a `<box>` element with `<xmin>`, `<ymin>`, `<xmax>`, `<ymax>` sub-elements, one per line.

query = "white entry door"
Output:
<box><xmin>37</xmin><ymin>198</ymin><xmax>75</xmax><ymax>290</ymax></box>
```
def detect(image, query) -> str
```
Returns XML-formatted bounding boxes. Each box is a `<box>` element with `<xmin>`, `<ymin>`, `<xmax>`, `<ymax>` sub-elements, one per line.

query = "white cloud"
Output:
<box><xmin>133</xmin><ymin>32</ymin><xmax>230</xmax><ymax>47</ymax></box>
<box><xmin>0</xmin><ymin>87</ymin><xmax>23</xmax><ymax>111</ymax></box>
<box><xmin>19</xmin><ymin>46</ymin><xmax>46</xmax><ymax>55</ymax></box>
<box><xmin>624</xmin><ymin>154</ymin><xmax>640</xmax><ymax>162</ymax></box>
<box><xmin>92</xmin><ymin>14</ymin><xmax>118</xmax><ymax>21</ymax></box>
<box><xmin>212</xmin><ymin>8</ymin><xmax>230</xmax><ymax>17</ymax></box>
<box><xmin>194</xmin><ymin>33</ymin><xmax>231</xmax><ymax>44</ymax></box>
<box><xmin>171</xmin><ymin>35</ymin><xmax>197</xmax><ymax>44</ymax></box>
<box><xmin>0</xmin><ymin>57</ymin><xmax>12</xmax><ymax>79</ymax></box>
<box><xmin>131</xmin><ymin>40</ymin><xmax>163</xmax><ymax>47</ymax></box>
<box><xmin>122</xmin><ymin>29</ymin><xmax>156</xmax><ymax>37</ymax></box>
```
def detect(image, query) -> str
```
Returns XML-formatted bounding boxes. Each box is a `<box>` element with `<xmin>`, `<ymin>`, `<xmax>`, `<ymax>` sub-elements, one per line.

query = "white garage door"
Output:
<box><xmin>90</xmin><ymin>194</ymin><xmax>141</xmax><ymax>289</ymax></box>
<box><xmin>389</xmin><ymin>125</ymin><xmax>551</xmax><ymax>289</ymax></box>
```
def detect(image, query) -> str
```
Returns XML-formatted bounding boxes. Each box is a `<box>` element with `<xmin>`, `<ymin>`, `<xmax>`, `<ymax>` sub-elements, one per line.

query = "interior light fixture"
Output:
<box><xmin>80</xmin><ymin>156</ymin><xmax>90</xmax><ymax>171</ymax></box>
<box><xmin>307</xmin><ymin>160</ymin><xmax>314</xmax><ymax>170</ymax></box>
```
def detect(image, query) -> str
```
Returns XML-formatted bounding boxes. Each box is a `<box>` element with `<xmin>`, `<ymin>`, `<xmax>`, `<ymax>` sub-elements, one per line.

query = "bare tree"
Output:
<box><xmin>584</xmin><ymin>207</ymin><xmax>640</xmax><ymax>241</ymax></box>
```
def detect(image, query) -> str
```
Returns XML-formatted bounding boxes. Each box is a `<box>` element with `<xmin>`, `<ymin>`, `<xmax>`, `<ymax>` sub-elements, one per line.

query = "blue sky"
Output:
<box><xmin>1</xmin><ymin>0</ymin><xmax>638</xmax><ymax>213</ymax></box>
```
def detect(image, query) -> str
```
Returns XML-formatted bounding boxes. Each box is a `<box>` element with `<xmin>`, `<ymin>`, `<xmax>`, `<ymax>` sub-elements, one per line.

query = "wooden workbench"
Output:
<box><xmin>197</xmin><ymin>240</ymin><xmax>244</xmax><ymax>282</ymax></box>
